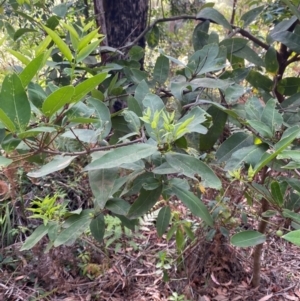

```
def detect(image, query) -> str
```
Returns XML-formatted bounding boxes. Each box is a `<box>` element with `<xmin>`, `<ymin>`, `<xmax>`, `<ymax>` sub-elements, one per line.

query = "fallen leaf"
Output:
<box><xmin>258</xmin><ymin>294</ymin><xmax>273</xmax><ymax>301</ymax></box>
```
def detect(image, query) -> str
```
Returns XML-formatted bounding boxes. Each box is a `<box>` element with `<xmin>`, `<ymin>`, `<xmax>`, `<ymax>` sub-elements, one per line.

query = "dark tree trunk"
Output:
<box><xmin>93</xmin><ymin>0</ymin><xmax>149</xmax><ymax>50</ymax></box>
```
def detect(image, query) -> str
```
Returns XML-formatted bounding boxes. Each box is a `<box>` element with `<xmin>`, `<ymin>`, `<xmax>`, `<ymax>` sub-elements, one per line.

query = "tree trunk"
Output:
<box><xmin>93</xmin><ymin>0</ymin><xmax>149</xmax><ymax>50</ymax></box>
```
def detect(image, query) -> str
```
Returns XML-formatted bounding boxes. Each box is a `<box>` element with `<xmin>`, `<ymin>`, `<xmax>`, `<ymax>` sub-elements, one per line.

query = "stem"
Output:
<box><xmin>252</xmin><ymin>167</ymin><xmax>269</xmax><ymax>287</ymax></box>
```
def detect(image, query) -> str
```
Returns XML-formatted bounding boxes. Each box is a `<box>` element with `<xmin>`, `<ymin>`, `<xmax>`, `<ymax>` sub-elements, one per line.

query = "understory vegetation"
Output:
<box><xmin>2</xmin><ymin>0</ymin><xmax>300</xmax><ymax>300</ymax></box>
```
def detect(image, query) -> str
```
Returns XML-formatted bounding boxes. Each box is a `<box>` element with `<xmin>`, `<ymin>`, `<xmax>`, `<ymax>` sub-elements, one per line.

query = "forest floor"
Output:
<box><xmin>1</xmin><ymin>167</ymin><xmax>300</xmax><ymax>301</ymax></box>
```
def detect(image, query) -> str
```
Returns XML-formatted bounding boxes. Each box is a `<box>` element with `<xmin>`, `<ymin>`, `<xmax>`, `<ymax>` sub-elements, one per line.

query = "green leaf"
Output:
<box><xmin>224</xmin><ymin>144</ymin><xmax>268</xmax><ymax>171</ymax></box>
<box><xmin>281</xmin><ymin>0</ymin><xmax>300</xmax><ymax>21</ymax></box>
<box><xmin>78</xmin><ymin>28</ymin><xmax>100</xmax><ymax>52</ymax></box>
<box><xmin>220</xmin><ymin>38</ymin><xmax>248</xmax><ymax>53</ymax></box>
<box><xmin>282</xmin><ymin>209</ymin><xmax>300</xmax><ymax>224</ymax></box>
<box><xmin>246</xmin><ymin>70</ymin><xmax>272</xmax><ymax>92</ymax></box>
<box><xmin>254</xmin><ymin>127</ymin><xmax>300</xmax><ymax>174</ymax></box>
<box><xmin>20</xmin><ymin>224</ymin><xmax>48</xmax><ymax>251</ymax></box>
<box><xmin>87</xmin><ymin>97</ymin><xmax>112</xmax><ymax>139</ymax></box>
<box><xmin>278</xmin><ymin>77</ymin><xmax>300</xmax><ymax>96</ymax></box>
<box><xmin>105</xmin><ymin>198</ymin><xmax>130</xmax><ymax>215</ymax></box>
<box><xmin>271</xmin><ymin>31</ymin><xmax>300</xmax><ymax>53</ymax></box>
<box><xmin>241</xmin><ymin>5</ymin><xmax>264</xmax><ymax>27</ymax></box>
<box><xmin>90</xmin><ymin>214</ymin><xmax>105</xmax><ymax>243</ymax></box>
<box><xmin>42</xmin><ymin>86</ymin><xmax>75</xmax><ymax>117</ymax></box>
<box><xmin>153</xmin><ymin>55</ymin><xmax>169</xmax><ymax>84</ymax></box>
<box><xmin>76</xmin><ymin>40</ymin><xmax>100</xmax><ymax>62</ymax></box>
<box><xmin>248</xmin><ymin>120</ymin><xmax>273</xmax><ymax>138</ymax></box>
<box><xmin>0</xmin><ymin>156</ymin><xmax>13</xmax><ymax>168</ymax></box>
<box><xmin>270</xmin><ymin>181</ymin><xmax>284</xmax><ymax>207</ymax></box>
<box><xmin>28</xmin><ymin>83</ymin><xmax>47</xmax><ymax>110</ymax></box>
<box><xmin>19</xmin><ymin>54</ymin><xmax>44</xmax><ymax>87</ymax></box>
<box><xmin>260</xmin><ymin>98</ymin><xmax>283</xmax><ymax>134</ymax></box>
<box><xmin>265</xmin><ymin>47</ymin><xmax>279</xmax><ymax>74</ymax></box>
<box><xmin>156</xmin><ymin>206</ymin><xmax>171</xmax><ymax>237</ymax></box>
<box><xmin>165</xmin><ymin>153</ymin><xmax>221</xmax><ymax>189</ymax></box>
<box><xmin>73</xmin><ymin>73</ymin><xmax>109</xmax><ymax>103</ymax></box>
<box><xmin>216</xmin><ymin>132</ymin><xmax>253</xmax><ymax>163</ymax></box>
<box><xmin>135</xmin><ymin>80</ymin><xmax>149</xmax><ymax>108</ymax></box>
<box><xmin>14</xmin><ymin>28</ymin><xmax>37</xmax><ymax>41</ymax></box>
<box><xmin>127</xmin><ymin>186</ymin><xmax>162</xmax><ymax>219</ymax></box>
<box><xmin>52</xmin><ymin>3</ymin><xmax>68</xmax><ymax>18</ymax></box>
<box><xmin>190</xmin><ymin>78</ymin><xmax>231</xmax><ymax>90</ymax></box>
<box><xmin>234</xmin><ymin>45</ymin><xmax>265</xmax><ymax>67</ymax></box>
<box><xmin>27</xmin><ymin>155</ymin><xmax>78</xmax><ymax>178</ymax></box>
<box><xmin>231</xmin><ymin>230</ymin><xmax>266</xmax><ymax>247</ymax></box>
<box><xmin>129</xmin><ymin>46</ymin><xmax>144</xmax><ymax>61</ymax></box>
<box><xmin>84</xmin><ymin>144</ymin><xmax>158</xmax><ymax>171</ymax></box>
<box><xmin>176</xmin><ymin>227</ymin><xmax>185</xmax><ymax>251</ymax></box>
<box><xmin>171</xmin><ymin>184</ymin><xmax>214</xmax><ymax>227</ymax></box>
<box><xmin>54</xmin><ymin>210</ymin><xmax>92</xmax><ymax>247</ymax></box>
<box><xmin>199</xmin><ymin>105</ymin><xmax>227</xmax><ymax>151</ymax></box>
<box><xmin>197</xmin><ymin>8</ymin><xmax>232</xmax><ymax>30</ymax></box>
<box><xmin>0</xmin><ymin>74</ymin><xmax>31</xmax><ymax>131</ymax></box>
<box><xmin>89</xmin><ymin>168</ymin><xmax>118</xmax><ymax>210</ymax></box>
<box><xmin>282</xmin><ymin>229</ymin><xmax>300</xmax><ymax>246</ymax></box>
<box><xmin>7</xmin><ymin>49</ymin><xmax>30</xmax><ymax>65</ymax></box>
<box><xmin>122</xmin><ymin>110</ymin><xmax>141</xmax><ymax>132</ymax></box>
<box><xmin>43</xmin><ymin>25</ymin><xmax>73</xmax><ymax>62</ymax></box>
<box><xmin>146</xmin><ymin>25</ymin><xmax>160</xmax><ymax>48</ymax></box>
<box><xmin>192</xmin><ymin>20</ymin><xmax>210</xmax><ymax>51</ymax></box>
<box><xmin>0</xmin><ymin>109</ymin><xmax>16</xmax><ymax>133</ymax></box>
<box><xmin>18</xmin><ymin>127</ymin><xmax>56</xmax><ymax>139</ymax></box>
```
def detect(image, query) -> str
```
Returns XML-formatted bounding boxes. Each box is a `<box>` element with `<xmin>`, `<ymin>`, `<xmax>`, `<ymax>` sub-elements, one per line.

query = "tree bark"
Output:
<box><xmin>93</xmin><ymin>0</ymin><xmax>149</xmax><ymax>50</ymax></box>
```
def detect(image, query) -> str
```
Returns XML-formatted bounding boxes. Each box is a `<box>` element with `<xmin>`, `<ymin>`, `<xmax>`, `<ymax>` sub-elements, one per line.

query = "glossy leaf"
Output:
<box><xmin>20</xmin><ymin>224</ymin><xmax>48</xmax><ymax>251</ymax></box>
<box><xmin>231</xmin><ymin>230</ymin><xmax>266</xmax><ymax>247</ymax></box>
<box><xmin>42</xmin><ymin>86</ymin><xmax>75</xmax><ymax>117</ymax></box>
<box><xmin>84</xmin><ymin>144</ymin><xmax>158</xmax><ymax>171</ymax></box>
<box><xmin>77</xmin><ymin>40</ymin><xmax>100</xmax><ymax>62</ymax></box>
<box><xmin>0</xmin><ymin>74</ymin><xmax>31</xmax><ymax>131</ymax></box>
<box><xmin>27</xmin><ymin>155</ymin><xmax>78</xmax><ymax>178</ymax></box>
<box><xmin>43</xmin><ymin>25</ymin><xmax>73</xmax><ymax>62</ymax></box>
<box><xmin>0</xmin><ymin>109</ymin><xmax>16</xmax><ymax>133</ymax></box>
<box><xmin>19</xmin><ymin>54</ymin><xmax>44</xmax><ymax>87</ymax></box>
<box><xmin>197</xmin><ymin>8</ymin><xmax>232</xmax><ymax>30</ymax></box>
<box><xmin>90</xmin><ymin>214</ymin><xmax>105</xmax><ymax>243</ymax></box>
<box><xmin>166</xmin><ymin>153</ymin><xmax>221</xmax><ymax>189</ymax></box>
<box><xmin>127</xmin><ymin>186</ymin><xmax>162</xmax><ymax>219</ymax></box>
<box><xmin>171</xmin><ymin>184</ymin><xmax>213</xmax><ymax>227</ymax></box>
<box><xmin>73</xmin><ymin>73</ymin><xmax>109</xmax><ymax>103</ymax></box>
<box><xmin>156</xmin><ymin>206</ymin><xmax>171</xmax><ymax>237</ymax></box>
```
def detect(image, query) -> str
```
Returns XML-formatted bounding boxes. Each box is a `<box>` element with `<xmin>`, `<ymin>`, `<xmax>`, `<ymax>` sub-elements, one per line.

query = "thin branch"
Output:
<box><xmin>233</xmin><ymin>27</ymin><xmax>269</xmax><ymax>50</ymax></box>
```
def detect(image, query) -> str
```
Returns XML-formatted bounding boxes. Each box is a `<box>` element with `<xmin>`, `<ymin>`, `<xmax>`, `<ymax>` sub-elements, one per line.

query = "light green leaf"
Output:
<box><xmin>18</xmin><ymin>127</ymin><xmax>56</xmax><ymax>139</ymax></box>
<box><xmin>0</xmin><ymin>74</ymin><xmax>31</xmax><ymax>131</ymax></box>
<box><xmin>20</xmin><ymin>224</ymin><xmax>48</xmax><ymax>251</ymax></box>
<box><xmin>27</xmin><ymin>155</ymin><xmax>78</xmax><ymax>178</ymax></box>
<box><xmin>76</xmin><ymin>40</ymin><xmax>100</xmax><ymax>63</ymax></box>
<box><xmin>19</xmin><ymin>54</ymin><xmax>44</xmax><ymax>87</ymax></box>
<box><xmin>0</xmin><ymin>156</ymin><xmax>13</xmax><ymax>168</ymax></box>
<box><xmin>42</xmin><ymin>86</ymin><xmax>75</xmax><ymax>117</ymax></box>
<box><xmin>90</xmin><ymin>214</ymin><xmax>105</xmax><ymax>243</ymax></box>
<box><xmin>0</xmin><ymin>109</ymin><xmax>16</xmax><ymax>132</ymax></box>
<box><xmin>197</xmin><ymin>8</ymin><xmax>232</xmax><ymax>30</ymax></box>
<box><xmin>282</xmin><ymin>229</ymin><xmax>300</xmax><ymax>246</ymax></box>
<box><xmin>165</xmin><ymin>153</ymin><xmax>221</xmax><ymax>189</ymax></box>
<box><xmin>7</xmin><ymin>49</ymin><xmax>30</xmax><ymax>65</ymax></box>
<box><xmin>84</xmin><ymin>144</ymin><xmax>158</xmax><ymax>171</ymax></box>
<box><xmin>78</xmin><ymin>28</ymin><xmax>100</xmax><ymax>52</ymax></box>
<box><xmin>89</xmin><ymin>168</ymin><xmax>118</xmax><ymax>210</ymax></box>
<box><xmin>122</xmin><ymin>110</ymin><xmax>141</xmax><ymax>132</ymax></box>
<box><xmin>153</xmin><ymin>55</ymin><xmax>169</xmax><ymax>84</ymax></box>
<box><xmin>156</xmin><ymin>206</ymin><xmax>171</xmax><ymax>237</ymax></box>
<box><xmin>127</xmin><ymin>186</ymin><xmax>162</xmax><ymax>219</ymax></box>
<box><xmin>190</xmin><ymin>78</ymin><xmax>232</xmax><ymax>90</ymax></box>
<box><xmin>231</xmin><ymin>230</ymin><xmax>266</xmax><ymax>247</ymax></box>
<box><xmin>54</xmin><ymin>210</ymin><xmax>92</xmax><ymax>247</ymax></box>
<box><xmin>73</xmin><ymin>73</ymin><xmax>109</xmax><ymax>103</ymax></box>
<box><xmin>43</xmin><ymin>25</ymin><xmax>73</xmax><ymax>62</ymax></box>
<box><xmin>171</xmin><ymin>184</ymin><xmax>214</xmax><ymax>227</ymax></box>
